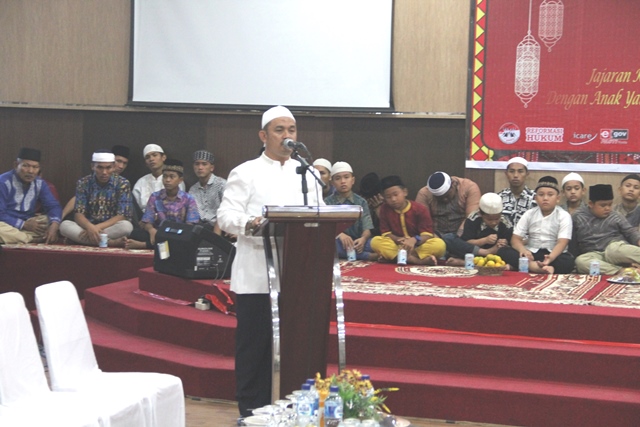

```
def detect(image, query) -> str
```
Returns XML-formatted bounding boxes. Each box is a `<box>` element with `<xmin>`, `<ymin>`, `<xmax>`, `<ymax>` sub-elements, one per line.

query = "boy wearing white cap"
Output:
<box><xmin>613</xmin><ymin>174</ymin><xmax>640</xmax><ymax>228</ymax></box>
<box><xmin>132</xmin><ymin>144</ymin><xmax>185</xmax><ymax>213</ymax></box>
<box><xmin>312</xmin><ymin>158</ymin><xmax>335</xmax><ymax>198</ymax></box>
<box><xmin>560</xmin><ymin>172</ymin><xmax>586</xmax><ymax>215</ymax></box>
<box><xmin>325</xmin><ymin>161</ymin><xmax>376</xmax><ymax>261</ymax></box>
<box><xmin>444</xmin><ymin>192</ymin><xmax>513</xmax><ymax>266</ymax></box>
<box><xmin>217</xmin><ymin>105</ymin><xmax>324</xmax><ymax>418</ymax></box>
<box><xmin>497</xmin><ymin>156</ymin><xmax>537</xmax><ymax>227</ymax></box>
<box><xmin>59</xmin><ymin>151</ymin><xmax>133</xmax><ymax>246</ymax></box>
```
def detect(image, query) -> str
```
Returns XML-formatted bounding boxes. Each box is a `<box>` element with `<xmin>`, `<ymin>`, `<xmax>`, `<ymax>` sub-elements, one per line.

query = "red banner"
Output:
<box><xmin>468</xmin><ymin>0</ymin><xmax>640</xmax><ymax>171</ymax></box>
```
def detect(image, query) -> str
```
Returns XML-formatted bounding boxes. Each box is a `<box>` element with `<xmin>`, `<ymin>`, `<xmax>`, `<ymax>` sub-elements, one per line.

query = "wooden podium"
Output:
<box><xmin>260</xmin><ymin>205</ymin><xmax>361</xmax><ymax>401</ymax></box>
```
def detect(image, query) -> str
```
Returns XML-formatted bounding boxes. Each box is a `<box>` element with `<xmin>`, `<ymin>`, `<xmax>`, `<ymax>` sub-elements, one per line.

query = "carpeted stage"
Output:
<box><xmin>340</xmin><ymin>261</ymin><xmax>640</xmax><ymax>310</ymax></box>
<box><xmin>4</xmin><ymin>243</ymin><xmax>640</xmax><ymax>426</ymax></box>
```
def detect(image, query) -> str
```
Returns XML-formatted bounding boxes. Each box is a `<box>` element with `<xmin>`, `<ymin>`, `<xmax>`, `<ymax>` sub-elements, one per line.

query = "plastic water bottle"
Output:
<box><xmin>361</xmin><ymin>374</ymin><xmax>375</xmax><ymax>419</ymax></box>
<box><xmin>397</xmin><ymin>249</ymin><xmax>407</xmax><ymax>265</ymax></box>
<box><xmin>324</xmin><ymin>385</ymin><xmax>343</xmax><ymax>427</ymax></box>
<box><xmin>296</xmin><ymin>383</ymin><xmax>313</xmax><ymax>427</ymax></box>
<box><xmin>306</xmin><ymin>378</ymin><xmax>319</xmax><ymax>425</ymax></box>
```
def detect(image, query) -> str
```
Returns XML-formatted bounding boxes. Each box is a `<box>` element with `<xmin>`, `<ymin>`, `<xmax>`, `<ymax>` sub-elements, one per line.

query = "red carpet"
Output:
<box><xmin>339</xmin><ymin>261</ymin><xmax>632</xmax><ymax>307</ymax></box>
<box><xmin>0</xmin><ymin>244</ymin><xmax>153</xmax><ymax>309</ymax></box>
<box><xmin>5</xmin><ymin>246</ymin><xmax>640</xmax><ymax>425</ymax></box>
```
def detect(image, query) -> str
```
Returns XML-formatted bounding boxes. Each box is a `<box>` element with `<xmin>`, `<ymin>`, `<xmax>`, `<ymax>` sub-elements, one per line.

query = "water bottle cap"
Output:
<box><xmin>361</xmin><ymin>374</ymin><xmax>370</xmax><ymax>380</ymax></box>
<box><xmin>302</xmin><ymin>383</ymin><xmax>311</xmax><ymax>390</ymax></box>
<box><xmin>306</xmin><ymin>378</ymin><xmax>315</xmax><ymax>385</ymax></box>
<box><xmin>329</xmin><ymin>385</ymin><xmax>339</xmax><ymax>392</ymax></box>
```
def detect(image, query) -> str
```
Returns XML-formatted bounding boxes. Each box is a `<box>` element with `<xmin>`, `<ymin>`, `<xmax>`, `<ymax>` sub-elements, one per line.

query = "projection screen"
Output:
<box><xmin>131</xmin><ymin>0</ymin><xmax>393</xmax><ymax>110</ymax></box>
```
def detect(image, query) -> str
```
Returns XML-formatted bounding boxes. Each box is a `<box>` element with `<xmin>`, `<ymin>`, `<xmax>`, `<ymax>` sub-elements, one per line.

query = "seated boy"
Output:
<box><xmin>501</xmin><ymin>176</ymin><xmax>574</xmax><ymax>274</ymax></box>
<box><xmin>572</xmin><ymin>184</ymin><xmax>640</xmax><ymax>275</ymax></box>
<box><xmin>324</xmin><ymin>162</ymin><xmax>377</xmax><ymax>261</ymax></box>
<box><xmin>613</xmin><ymin>174</ymin><xmax>640</xmax><ymax>228</ymax></box>
<box><xmin>370</xmin><ymin>175</ymin><xmax>446</xmax><ymax>265</ymax></box>
<box><xmin>445</xmin><ymin>192</ymin><xmax>513</xmax><ymax>266</ymax></box>
<box><xmin>560</xmin><ymin>172</ymin><xmax>586</xmax><ymax>215</ymax></box>
<box><xmin>123</xmin><ymin>159</ymin><xmax>200</xmax><ymax>249</ymax></box>
<box><xmin>312</xmin><ymin>158</ymin><xmax>335</xmax><ymax>199</ymax></box>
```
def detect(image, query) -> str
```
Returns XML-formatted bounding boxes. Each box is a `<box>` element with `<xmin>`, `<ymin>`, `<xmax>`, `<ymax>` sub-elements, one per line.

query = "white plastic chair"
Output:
<box><xmin>0</xmin><ymin>292</ymin><xmax>101</xmax><ymax>426</ymax></box>
<box><xmin>35</xmin><ymin>281</ymin><xmax>185</xmax><ymax>427</ymax></box>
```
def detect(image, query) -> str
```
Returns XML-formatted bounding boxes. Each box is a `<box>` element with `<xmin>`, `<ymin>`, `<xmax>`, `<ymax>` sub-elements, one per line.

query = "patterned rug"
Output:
<box><xmin>2</xmin><ymin>243</ymin><xmax>153</xmax><ymax>257</ymax></box>
<box><xmin>339</xmin><ymin>261</ymin><xmax>640</xmax><ymax>309</ymax></box>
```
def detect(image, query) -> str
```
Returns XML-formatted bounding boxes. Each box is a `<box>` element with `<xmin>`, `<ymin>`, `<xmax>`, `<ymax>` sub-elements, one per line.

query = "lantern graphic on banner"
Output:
<box><xmin>515</xmin><ymin>0</ymin><xmax>540</xmax><ymax>108</ymax></box>
<box><xmin>539</xmin><ymin>0</ymin><xmax>564</xmax><ymax>51</ymax></box>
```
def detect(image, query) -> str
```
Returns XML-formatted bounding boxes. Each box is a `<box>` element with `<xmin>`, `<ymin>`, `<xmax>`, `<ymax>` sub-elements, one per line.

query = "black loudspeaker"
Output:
<box><xmin>153</xmin><ymin>221</ymin><xmax>235</xmax><ymax>279</ymax></box>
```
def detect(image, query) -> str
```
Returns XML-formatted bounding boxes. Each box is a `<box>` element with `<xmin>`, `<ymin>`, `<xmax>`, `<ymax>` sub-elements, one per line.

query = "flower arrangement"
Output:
<box><xmin>315</xmin><ymin>369</ymin><xmax>398</xmax><ymax>421</ymax></box>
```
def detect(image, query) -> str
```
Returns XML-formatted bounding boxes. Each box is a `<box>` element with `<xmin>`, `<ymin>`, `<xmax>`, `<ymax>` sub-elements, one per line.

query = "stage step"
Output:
<box><xmin>328</xmin><ymin>322</ymin><xmax>640</xmax><ymax>389</ymax></box>
<box><xmin>86</xmin><ymin>316</ymin><xmax>235</xmax><ymax>400</ymax></box>
<box><xmin>86</xmin><ymin>279</ymin><xmax>640</xmax><ymax>391</ymax></box>
<box><xmin>84</xmin><ymin>274</ymin><xmax>640</xmax><ymax>426</ymax></box>
<box><xmin>136</xmin><ymin>267</ymin><xmax>640</xmax><ymax>344</ymax></box>
<box><xmin>338</xmin><ymin>291</ymin><xmax>640</xmax><ymax>344</ymax></box>
<box><xmin>338</xmin><ymin>364</ymin><xmax>640</xmax><ymax>426</ymax></box>
<box><xmin>84</xmin><ymin>279</ymin><xmax>236</xmax><ymax>355</ymax></box>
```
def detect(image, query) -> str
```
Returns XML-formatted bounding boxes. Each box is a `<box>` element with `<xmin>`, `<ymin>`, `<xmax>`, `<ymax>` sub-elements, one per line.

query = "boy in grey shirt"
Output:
<box><xmin>572</xmin><ymin>184</ymin><xmax>640</xmax><ymax>275</ymax></box>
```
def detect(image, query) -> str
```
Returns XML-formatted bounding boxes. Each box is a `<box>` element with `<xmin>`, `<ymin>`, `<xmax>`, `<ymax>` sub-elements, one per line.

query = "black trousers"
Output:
<box><xmin>500</xmin><ymin>247</ymin><xmax>575</xmax><ymax>273</ymax></box>
<box><xmin>235</xmin><ymin>293</ymin><xmax>272</xmax><ymax>417</ymax></box>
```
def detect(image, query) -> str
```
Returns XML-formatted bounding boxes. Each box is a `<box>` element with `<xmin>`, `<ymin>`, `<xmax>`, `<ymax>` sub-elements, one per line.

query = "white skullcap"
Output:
<box><xmin>561</xmin><ymin>172</ymin><xmax>584</xmax><ymax>188</ymax></box>
<box><xmin>506</xmin><ymin>156</ymin><xmax>528</xmax><ymax>169</ymax></box>
<box><xmin>261</xmin><ymin>105</ymin><xmax>295</xmax><ymax>129</ymax></box>
<box><xmin>331</xmin><ymin>161</ymin><xmax>353</xmax><ymax>177</ymax></box>
<box><xmin>92</xmin><ymin>152</ymin><xmax>115</xmax><ymax>162</ymax></box>
<box><xmin>143</xmin><ymin>144</ymin><xmax>164</xmax><ymax>157</ymax></box>
<box><xmin>479</xmin><ymin>192</ymin><xmax>503</xmax><ymax>215</ymax></box>
<box><xmin>313</xmin><ymin>158</ymin><xmax>332</xmax><ymax>171</ymax></box>
<box><xmin>427</xmin><ymin>171</ymin><xmax>452</xmax><ymax>197</ymax></box>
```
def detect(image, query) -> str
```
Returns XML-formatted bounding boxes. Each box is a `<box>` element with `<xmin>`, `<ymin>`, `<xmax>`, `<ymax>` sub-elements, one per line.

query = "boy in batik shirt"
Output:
<box><xmin>124</xmin><ymin>159</ymin><xmax>199</xmax><ymax>249</ymax></box>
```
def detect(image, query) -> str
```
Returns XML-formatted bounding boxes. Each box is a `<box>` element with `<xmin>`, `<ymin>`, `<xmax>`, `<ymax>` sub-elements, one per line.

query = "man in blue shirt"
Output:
<box><xmin>0</xmin><ymin>148</ymin><xmax>62</xmax><ymax>244</ymax></box>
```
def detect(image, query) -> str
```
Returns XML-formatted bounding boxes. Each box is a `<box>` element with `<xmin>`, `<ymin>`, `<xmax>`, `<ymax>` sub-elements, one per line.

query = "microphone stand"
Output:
<box><xmin>291</xmin><ymin>149</ymin><xmax>326</xmax><ymax>206</ymax></box>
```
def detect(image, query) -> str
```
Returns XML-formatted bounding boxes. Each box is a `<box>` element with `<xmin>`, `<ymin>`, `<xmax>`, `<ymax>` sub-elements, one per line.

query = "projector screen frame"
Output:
<box><xmin>127</xmin><ymin>0</ymin><xmax>396</xmax><ymax>113</ymax></box>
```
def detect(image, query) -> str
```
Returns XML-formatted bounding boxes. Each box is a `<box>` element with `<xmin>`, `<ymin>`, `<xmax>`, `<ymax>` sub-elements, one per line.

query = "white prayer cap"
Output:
<box><xmin>92</xmin><ymin>151</ymin><xmax>115</xmax><ymax>162</ymax></box>
<box><xmin>143</xmin><ymin>144</ymin><xmax>164</xmax><ymax>157</ymax></box>
<box><xmin>331</xmin><ymin>161</ymin><xmax>353</xmax><ymax>177</ymax></box>
<box><xmin>261</xmin><ymin>105</ymin><xmax>295</xmax><ymax>129</ymax></box>
<box><xmin>479</xmin><ymin>192</ymin><xmax>503</xmax><ymax>215</ymax></box>
<box><xmin>313</xmin><ymin>158</ymin><xmax>332</xmax><ymax>171</ymax></box>
<box><xmin>561</xmin><ymin>172</ymin><xmax>584</xmax><ymax>188</ymax></box>
<box><xmin>506</xmin><ymin>156</ymin><xmax>528</xmax><ymax>169</ymax></box>
<box><xmin>427</xmin><ymin>171</ymin><xmax>452</xmax><ymax>197</ymax></box>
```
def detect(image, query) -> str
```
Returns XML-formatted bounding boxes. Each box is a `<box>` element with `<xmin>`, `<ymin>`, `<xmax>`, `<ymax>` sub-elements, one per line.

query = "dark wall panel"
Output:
<box><xmin>1</xmin><ymin>108</ymin><xmax>467</xmax><ymax>207</ymax></box>
<box><xmin>0</xmin><ymin>108</ymin><xmax>84</xmax><ymax>204</ymax></box>
<box><xmin>83</xmin><ymin>111</ymin><xmax>207</xmax><ymax>188</ymax></box>
<box><xmin>332</xmin><ymin>118</ymin><xmax>466</xmax><ymax>198</ymax></box>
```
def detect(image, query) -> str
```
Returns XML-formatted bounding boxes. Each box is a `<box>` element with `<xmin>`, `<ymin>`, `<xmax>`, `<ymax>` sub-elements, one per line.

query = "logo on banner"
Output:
<box><xmin>525</xmin><ymin>127</ymin><xmax>564</xmax><ymax>143</ymax></box>
<box><xmin>498</xmin><ymin>123</ymin><xmax>520</xmax><ymax>144</ymax></box>
<box><xmin>569</xmin><ymin>132</ymin><xmax>597</xmax><ymax>146</ymax></box>
<box><xmin>600</xmin><ymin>129</ymin><xmax>629</xmax><ymax>144</ymax></box>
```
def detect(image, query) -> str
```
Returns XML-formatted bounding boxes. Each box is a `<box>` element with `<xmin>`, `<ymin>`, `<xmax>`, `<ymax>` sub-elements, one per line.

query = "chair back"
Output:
<box><xmin>35</xmin><ymin>281</ymin><xmax>100</xmax><ymax>391</ymax></box>
<box><xmin>0</xmin><ymin>292</ymin><xmax>49</xmax><ymax>405</ymax></box>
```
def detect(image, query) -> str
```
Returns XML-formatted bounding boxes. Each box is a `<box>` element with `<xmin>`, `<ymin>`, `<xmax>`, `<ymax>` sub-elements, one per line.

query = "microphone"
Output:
<box><xmin>282</xmin><ymin>138</ymin><xmax>307</xmax><ymax>151</ymax></box>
